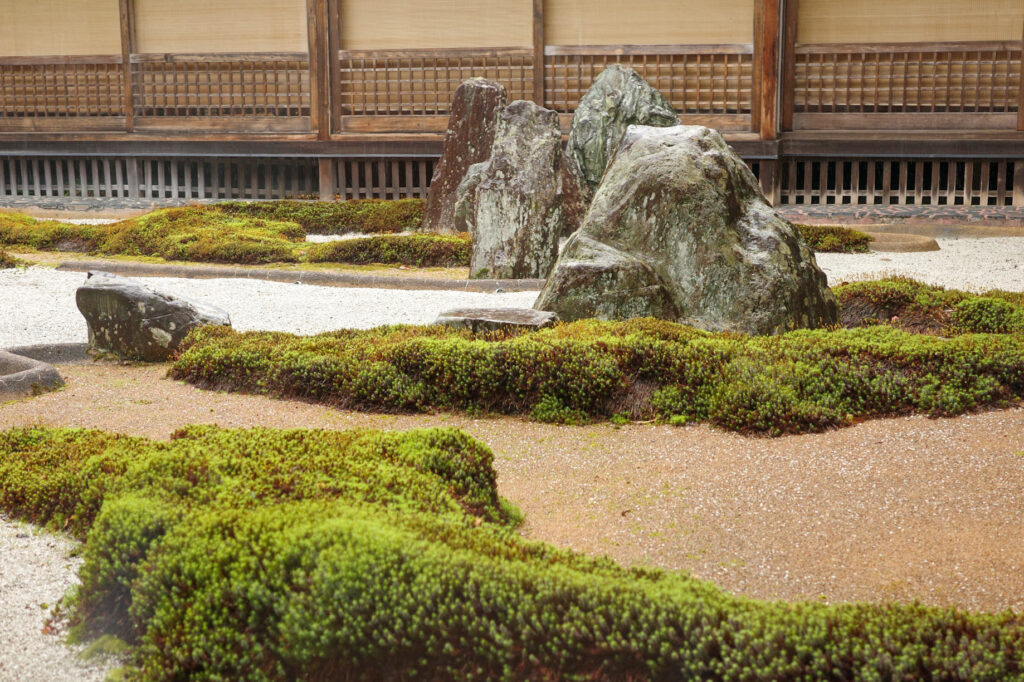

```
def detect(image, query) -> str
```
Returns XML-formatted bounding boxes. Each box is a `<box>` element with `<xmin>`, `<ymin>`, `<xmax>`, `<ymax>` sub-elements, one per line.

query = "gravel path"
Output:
<box><xmin>0</xmin><ymin>517</ymin><xmax>116</xmax><ymax>681</ymax></box>
<box><xmin>0</xmin><ymin>267</ymin><xmax>538</xmax><ymax>348</ymax></box>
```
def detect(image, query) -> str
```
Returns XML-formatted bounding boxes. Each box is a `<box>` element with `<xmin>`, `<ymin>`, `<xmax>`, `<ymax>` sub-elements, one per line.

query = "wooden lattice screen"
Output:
<box><xmin>0</xmin><ymin>57</ymin><xmax>125</xmax><ymax>124</ymax></box>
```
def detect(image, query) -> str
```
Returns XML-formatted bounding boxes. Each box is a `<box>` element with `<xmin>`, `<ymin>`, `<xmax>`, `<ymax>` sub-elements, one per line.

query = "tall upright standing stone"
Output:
<box><xmin>536</xmin><ymin>125</ymin><xmax>838</xmax><ymax>336</ymax></box>
<box><xmin>564</xmin><ymin>64</ymin><xmax>680</xmax><ymax>209</ymax></box>
<box><xmin>422</xmin><ymin>79</ymin><xmax>507</xmax><ymax>234</ymax></box>
<box><xmin>454</xmin><ymin>100</ymin><xmax>566</xmax><ymax>280</ymax></box>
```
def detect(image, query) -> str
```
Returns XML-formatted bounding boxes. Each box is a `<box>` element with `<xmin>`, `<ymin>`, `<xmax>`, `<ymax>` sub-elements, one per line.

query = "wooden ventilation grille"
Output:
<box><xmin>130</xmin><ymin>55</ymin><xmax>311</xmax><ymax>117</ymax></box>
<box><xmin>0</xmin><ymin>157</ymin><xmax>318</xmax><ymax>201</ymax></box>
<box><xmin>332</xmin><ymin>157</ymin><xmax>438</xmax><ymax>199</ymax></box>
<box><xmin>780</xmin><ymin>158</ymin><xmax>1018</xmax><ymax>206</ymax></box>
<box><xmin>336</xmin><ymin>49</ymin><xmax>533</xmax><ymax>116</ymax></box>
<box><xmin>543</xmin><ymin>46</ymin><xmax>753</xmax><ymax>115</ymax></box>
<box><xmin>0</xmin><ymin>59</ymin><xmax>125</xmax><ymax>118</ymax></box>
<box><xmin>794</xmin><ymin>42</ymin><xmax>1021</xmax><ymax>113</ymax></box>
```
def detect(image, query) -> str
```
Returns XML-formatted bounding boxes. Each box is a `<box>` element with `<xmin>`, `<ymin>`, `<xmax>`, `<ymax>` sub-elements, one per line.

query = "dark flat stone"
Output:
<box><xmin>0</xmin><ymin>350</ymin><xmax>63</xmax><ymax>400</ymax></box>
<box><xmin>434</xmin><ymin>307</ymin><xmax>558</xmax><ymax>333</ymax></box>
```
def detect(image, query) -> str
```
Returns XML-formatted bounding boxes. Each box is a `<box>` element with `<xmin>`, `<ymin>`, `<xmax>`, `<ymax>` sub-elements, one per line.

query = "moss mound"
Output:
<box><xmin>795</xmin><ymin>224</ymin><xmax>873</xmax><ymax>253</ymax></box>
<box><xmin>0</xmin><ymin>247</ymin><xmax>24</xmax><ymax>268</ymax></box>
<box><xmin>172</xmin><ymin>298</ymin><xmax>1024</xmax><ymax>434</ymax></box>
<box><xmin>2</xmin><ymin>424</ymin><xmax>1021</xmax><ymax>680</ymax></box>
<box><xmin>307</xmin><ymin>233</ymin><xmax>471</xmax><ymax>267</ymax></box>
<box><xmin>836</xmin><ymin>277</ymin><xmax>1024</xmax><ymax>335</ymax></box>
<box><xmin>218</xmin><ymin>199</ymin><xmax>424</xmax><ymax>235</ymax></box>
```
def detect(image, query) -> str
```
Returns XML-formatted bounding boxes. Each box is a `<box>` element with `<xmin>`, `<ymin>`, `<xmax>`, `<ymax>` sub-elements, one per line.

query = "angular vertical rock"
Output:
<box><xmin>454</xmin><ymin>100</ymin><xmax>566</xmax><ymax>280</ymax></box>
<box><xmin>536</xmin><ymin>125</ymin><xmax>838</xmax><ymax>336</ymax></box>
<box><xmin>422</xmin><ymin>78</ymin><xmax>507</xmax><ymax>234</ymax></box>
<box><xmin>566</xmin><ymin>64</ymin><xmax>680</xmax><ymax>200</ymax></box>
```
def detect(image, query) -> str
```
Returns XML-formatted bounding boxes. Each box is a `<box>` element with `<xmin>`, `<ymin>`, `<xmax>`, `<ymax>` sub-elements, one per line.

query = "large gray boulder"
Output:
<box><xmin>454</xmin><ymin>100</ymin><xmax>566</xmax><ymax>280</ymax></box>
<box><xmin>566</xmin><ymin>64</ymin><xmax>680</xmax><ymax>200</ymax></box>
<box><xmin>76</xmin><ymin>271</ymin><xmax>231</xmax><ymax>361</ymax></box>
<box><xmin>423</xmin><ymin>79</ymin><xmax>507</xmax><ymax>234</ymax></box>
<box><xmin>536</xmin><ymin>125</ymin><xmax>838</xmax><ymax>336</ymax></box>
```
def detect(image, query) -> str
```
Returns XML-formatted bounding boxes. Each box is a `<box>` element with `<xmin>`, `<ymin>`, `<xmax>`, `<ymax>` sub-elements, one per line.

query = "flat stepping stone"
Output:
<box><xmin>434</xmin><ymin>307</ymin><xmax>558</xmax><ymax>333</ymax></box>
<box><xmin>0</xmin><ymin>350</ymin><xmax>63</xmax><ymax>400</ymax></box>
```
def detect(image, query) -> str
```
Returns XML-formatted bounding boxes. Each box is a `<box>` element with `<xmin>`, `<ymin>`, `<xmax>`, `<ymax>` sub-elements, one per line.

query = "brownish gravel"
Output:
<box><xmin>3</xmin><ymin>362</ymin><xmax>1023</xmax><ymax>613</ymax></box>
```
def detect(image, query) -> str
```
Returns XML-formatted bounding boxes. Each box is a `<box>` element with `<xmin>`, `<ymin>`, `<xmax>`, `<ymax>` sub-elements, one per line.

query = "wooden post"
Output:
<box><xmin>1018</xmin><ymin>20</ymin><xmax>1024</xmax><ymax>131</ymax></box>
<box><xmin>1014</xmin><ymin>161</ymin><xmax>1024</xmax><ymax>206</ymax></box>
<box><xmin>754</xmin><ymin>0</ymin><xmax>781</xmax><ymax>140</ymax></box>
<box><xmin>307</xmin><ymin>0</ymin><xmax>331</xmax><ymax>139</ymax></box>
<box><xmin>780</xmin><ymin>0</ymin><xmax>798</xmax><ymax>132</ymax></box>
<box><xmin>318</xmin><ymin>157</ymin><xmax>336</xmax><ymax>200</ymax></box>
<box><xmin>532</xmin><ymin>0</ymin><xmax>545</xmax><ymax>106</ymax></box>
<box><xmin>118</xmin><ymin>0</ymin><xmax>135</xmax><ymax>132</ymax></box>
<box><xmin>327</xmin><ymin>0</ymin><xmax>342</xmax><ymax>136</ymax></box>
<box><xmin>759</xmin><ymin>159</ymin><xmax>782</xmax><ymax>206</ymax></box>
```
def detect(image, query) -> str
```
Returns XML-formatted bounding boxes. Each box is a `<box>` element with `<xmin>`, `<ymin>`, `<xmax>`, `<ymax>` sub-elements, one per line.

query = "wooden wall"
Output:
<box><xmin>340</xmin><ymin>0</ymin><xmax>532</xmax><ymax>49</ymax></box>
<box><xmin>545</xmin><ymin>0</ymin><xmax>753</xmax><ymax>46</ymax></box>
<box><xmin>133</xmin><ymin>0</ymin><xmax>308</xmax><ymax>53</ymax></box>
<box><xmin>798</xmin><ymin>0</ymin><xmax>1024</xmax><ymax>44</ymax></box>
<box><xmin>0</xmin><ymin>0</ymin><xmax>121</xmax><ymax>56</ymax></box>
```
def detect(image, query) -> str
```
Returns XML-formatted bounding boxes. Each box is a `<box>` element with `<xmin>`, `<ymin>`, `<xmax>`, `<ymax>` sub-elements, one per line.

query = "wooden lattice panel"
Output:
<box><xmin>337</xmin><ymin>49</ymin><xmax>533</xmax><ymax>116</ymax></box>
<box><xmin>543</xmin><ymin>47</ymin><xmax>753</xmax><ymax>115</ymax></box>
<box><xmin>795</xmin><ymin>42</ymin><xmax>1021</xmax><ymax>113</ymax></box>
<box><xmin>0</xmin><ymin>59</ymin><xmax>124</xmax><ymax>118</ymax></box>
<box><xmin>130</xmin><ymin>55</ymin><xmax>311</xmax><ymax>117</ymax></box>
<box><xmin>780</xmin><ymin>158</ymin><xmax>1018</xmax><ymax>206</ymax></box>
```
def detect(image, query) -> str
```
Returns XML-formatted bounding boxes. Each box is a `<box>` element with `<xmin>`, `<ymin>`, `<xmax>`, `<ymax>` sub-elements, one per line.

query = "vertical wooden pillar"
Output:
<box><xmin>319</xmin><ymin>158</ymin><xmax>337</xmax><ymax>201</ymax></box>
<box><xmin>327</xmin><ymin>0</ymin><xmax>342</xmax><ymax>135</ymax></box>
<box><xmin>759</xmin><ymin>159</ymin><xmax>782</xmax><ymax>206</ymax></box>
<box><xmin>780</xmin><ymin>0</ymin><xmax>798</xmax><ymax>133</ymax></box>
<box><xmin>118</xmin><ymin>0</ymin><xmax>135</xmax><ymax>132</ymax></box>
<box><xmin>753</xmin><ymin>0</ymin><xmax>781</xmax><ymax>140</ymax></box>
<box><xmin>532</xmin><ymin>0</ymin><xmax>545</xmax><ymax>106</ymax></box>
<box><xmin>1018</xmin><ymin>21</ymin><xmax>1024</xmax><ymax>131</ymax></box>
<box><xmin>307</xmin><ymin>0</ymin><xmax>331</xmax><ymax>139</ymax></box>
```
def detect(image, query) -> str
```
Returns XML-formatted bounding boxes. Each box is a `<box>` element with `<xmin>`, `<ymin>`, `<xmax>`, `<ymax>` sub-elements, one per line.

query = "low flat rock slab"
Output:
<box><xmin>0</xmin><ymin>350</ymin><xmax>63</xmax><ymax>400</ymax></box>
<box><xmin>434</xmin><ymin>307</ymin><xmax>558</xmax><ymax>334</ymax></box>
<box><xmin>76</xmin><ymin>271</ymin><xmax>231</xmax><ymax>362</ymax></box>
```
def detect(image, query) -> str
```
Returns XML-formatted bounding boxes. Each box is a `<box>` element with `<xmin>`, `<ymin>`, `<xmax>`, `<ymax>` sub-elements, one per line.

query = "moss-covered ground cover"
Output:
<box><xmin>171</xmin><ymin>283</ymin><xmax>1024</xmax><ymax>434</ymax></box>
<box><xmin>0</xmin><ymin>205</ymin><xmax>465</xmax><ymax>267</ymax></box>
<box><xmin>1</xmin><ymin>424</ymin><xmax>1020</xmax><ymax>680</ymax></box>
<box><xmin>217</xmin><ymin>198</ymin><xmax>424</xmax><ymax>235</ymax></box>
<box><xmin>793</xmin><ymin>224</ymin><xmax>873</xmax><ymax>253</ymax></box>
<box><xmin>0</xmin><ymin>247</ymin><xmax>23</xmax><ymax>268</ymax></box>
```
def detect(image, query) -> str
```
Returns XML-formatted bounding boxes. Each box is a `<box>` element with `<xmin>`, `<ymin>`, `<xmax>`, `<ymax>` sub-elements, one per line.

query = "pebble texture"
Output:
<box><xmin>454</xmin><ymin>101</ymin><xmax>567</xmax><ymax>279</ymax></box>
<box><xmin>422</xmin><ymin>79</ymin><xmax>507</xmax><ymax>234</ymax></box>
<box><xmin>76</xmin><ymin>271</ymin><xmax>231</xmax><ymax>361</ymax></box>
<box><xmin>537</xmin><ymin>125</ymin><xmax>838</xmax><ymax>335</ymax></box>
<box><xmin>0</xmin><ymin>516</ymin><xmax>115</xmax><ymax>682</ymax></box>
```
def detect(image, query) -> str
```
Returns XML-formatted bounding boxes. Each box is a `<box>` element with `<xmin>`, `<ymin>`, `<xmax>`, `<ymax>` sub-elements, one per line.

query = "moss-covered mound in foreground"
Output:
<box><xmin>218</xmin><ymin>198</ymin><xmax>424</xmax><ymax>234</ymax></box>
<box><xmin>306</xmin><ymin>232</ymin><xmax>470</xmax><ymax>267</ymax></box>
<box><xmin>794</xmin><ymin>223</ymin><xmax>873</xmax><ymax>253</ymax></box>
<box><xmin>172</xmin><ymin>304</ymin><xmax>1024</xmax><ymax>434</ymax></box>
<box><xmin>836</xmin><ymin>277</ymin><xmax>1024</xmax><ymax>335</ymax></box>
<box><xmin>2</xmin><ymin>425</ymin><xmax>1021</xmax><ymax>681</ymax></box>
<box><xmin>0</xmin><ymin>247</ymin><xmax>23</xmax><ymax>268</ymax></box>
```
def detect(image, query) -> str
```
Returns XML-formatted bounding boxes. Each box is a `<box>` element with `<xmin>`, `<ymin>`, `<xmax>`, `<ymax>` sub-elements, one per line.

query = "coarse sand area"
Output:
<box><xmin>2</xmin><ymin>361</ymin><xmax>1022</xmax><ymax>615</ymax></box>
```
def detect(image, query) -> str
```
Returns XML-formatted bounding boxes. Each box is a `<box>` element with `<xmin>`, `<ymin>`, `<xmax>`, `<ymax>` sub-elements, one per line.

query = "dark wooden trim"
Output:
<box><xmin>753</xmin><ymin>0</ymin><xmax>781</xmax><ymax>140</ymax></box>
<box><xmin>340</xmin><ymin>116</ymin><xmax>451</xmax><ymax>133</ymax></box>
<box><xmin>1019</xmin><ymin>22</ymin><xmax>1024</xmax><ymax>132</ymax></box>
<box><xmin>793</xmin><ymin>112</ymin><xmax>1017</xmax><ymax>131</ymax></box>
<box><xmin>132</xmin><ymin>116</ymin><xmax>313</xmax><ymax>133</ymax></box>
<box><xmin>533</xmin><ymin>0</ymin><xmax>545</xmax><ymax>105</ymax></box>
<box><xmin>0</xmin><ymin>55</ymin><xmax>122</xmax><ymax>65</ymax></box>
<box><xmin>0</xmin><ymin>118</ymin><xmax>127</xmax><ymax>133</ymax></box>
<box><xmin>780</xmin><ymin>0</ymin><xmax>798</xmax><ymax>132</ymax></box>
<box><xmin>118</xmin><ymin>0</ymin><xmax>135</xmax><ymax>132</ymax></box>
<box><xmin>129</xmin><ymin>52</ymin><xmax>308</xmax><ymax>63</ymax></box>
<box><xmin>544</xmin><ymin>43</ymin><xmax>753</xmax><ymax>56</ymax></box>
<box><xmin>795</xmin><ymin>40</ymin><xmax>1021</xmax><ymax>54</ymax></box>
<box><xmin>338</xmin><ymin>47</ymin><xmax>532</xmax><ymax>59</ymax></box>
<box><xmin>307</xmin><ymin>0</ymin><xmax>329</xmax><ymax>138</ymax></box>
<box><xmin>327</xmin><ymin>0</ymin><xmax>342</xmax><ymax>135</ymax></box>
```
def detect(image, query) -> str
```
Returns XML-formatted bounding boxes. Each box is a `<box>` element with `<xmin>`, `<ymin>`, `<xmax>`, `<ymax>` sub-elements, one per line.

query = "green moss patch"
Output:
<box><xmin>307</xmin><ymin>233</ymin><xmax>470</xmax><ymax>267</ymax></box>
<box><xmin>171</xmin><ymin>303</ymin><xmax>1024</xmax><ymax>434</ymax></box>
<box><xmin>0</xmin><ymin>247</ymin><xmax>24</xmax><ymax>268</ymax></box>
<box><xmin>795</xmin><ymin>223</ymin><xmax>873</xmax><ymax>253</ymax></box>
<box><xmin>217</xmin><ymin>198</ymin><xmax>424</xmax><ymax>235</ymax></box>
<box><xmin>2</xmin><ymin>424</ymin><xmax>1021</xmax><ymax>680</ymax></box>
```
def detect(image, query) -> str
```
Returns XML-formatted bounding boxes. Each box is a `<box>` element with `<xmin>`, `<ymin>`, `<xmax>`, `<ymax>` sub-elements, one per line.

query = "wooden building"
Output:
<box><xmin>1</xmin><ymin>0</ymin><xmax>1023</xmax><ymax>210</ymax></box>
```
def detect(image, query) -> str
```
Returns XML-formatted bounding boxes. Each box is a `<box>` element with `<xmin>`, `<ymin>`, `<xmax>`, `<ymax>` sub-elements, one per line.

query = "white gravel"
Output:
<box><xmin>305</xmin><ymin>232</ymin><xmax>404</xmax><ymax>243</ymax></box>
<box><xmin>0</xmin><ymin>517</ymin><xmax>116</xmax><ymax>682</ymax></box>
<box><xmin>0</xmin><ymin>267</ymin><xmax>539</xmax><ymax>348</ymax></box>
<box><xmin>816</xmin><ymin>237</ymin><xmax>1024</xmax><ymax>292</ymax></box>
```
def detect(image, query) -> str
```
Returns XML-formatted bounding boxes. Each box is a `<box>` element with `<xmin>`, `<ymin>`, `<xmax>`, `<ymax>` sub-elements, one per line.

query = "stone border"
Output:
<box><xmin>863</xmin><ymin>232</ymin><xmax>940</xmax><ymax>253</ymax></box>
<box><xmin>4</xmin><ymin>343</ymin><xmax>91</xmax><ymax>365</ymax></box>
<box><xmin>0</xmin><ymin>350</ymin><xmax>64</xmax><ymax>400</ymax></box>
<box><xmin>55</xmin><ymin>260</ymin><xmax>545</xmax><ymax>293</ymax></box>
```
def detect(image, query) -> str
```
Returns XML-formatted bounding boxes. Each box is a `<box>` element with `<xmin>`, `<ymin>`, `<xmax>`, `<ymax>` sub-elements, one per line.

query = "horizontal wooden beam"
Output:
<box><xmin>130</xmin><ymin>52</ymin><xmax>308</xmax><ymax>63</ymax></box>
<box><xmin>796</xmin><ymin>40</ymin><xmax>1021</xmax><ymax>55</ymax></box>
<box><xmin>132</xmin><ymin>116</ymin><xmax>313</xmax><ymax>133</ymax></box>
<box><xmin>339</xmin><ymin>46</ymin><xmax>532</xmax><ymax>59</ymax></box>
<box><xmin>545</xmin><ymin>43</ymin><xmax>753</xmax><ymax>56</ymax></box>
<box><xmin>0</xmin><ymin>54</ymin><xmax>122</xmax><ymax>65</ymax></box>
<box><xmin>793</xmin><ymin>112</ymin><xmax>1017</xmax><ymax>131</ymax></box>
